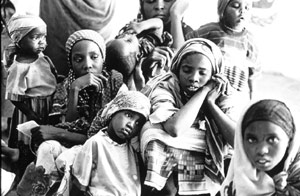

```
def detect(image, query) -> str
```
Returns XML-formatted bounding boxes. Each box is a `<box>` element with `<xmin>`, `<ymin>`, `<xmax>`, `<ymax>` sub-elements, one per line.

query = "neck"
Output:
<box><xmin>16</xmin><ymin>52</ymin><xmax>39</xmax><ymax>63</ymax></box>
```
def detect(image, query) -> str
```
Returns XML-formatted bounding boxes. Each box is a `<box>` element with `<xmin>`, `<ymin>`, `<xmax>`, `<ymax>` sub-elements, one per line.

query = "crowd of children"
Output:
<box><xmin>1</xmin><ymin>0</ymin><xmax>299</xmax><ymax>196</ymax></box>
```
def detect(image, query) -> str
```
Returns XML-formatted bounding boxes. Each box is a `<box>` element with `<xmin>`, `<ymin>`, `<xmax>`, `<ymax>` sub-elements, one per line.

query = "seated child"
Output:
<box><xmin>70</xmin><ymin>90</ymin><xmax>151</xmax><ymax>196</ymax></box>
<box><xmin>106</xmin><ymin>18</ymin><xmax>173</xmax><ymax>90</ymax></box>
<box><xmin>220</xmin><ymin>99</ymin><xmax>300</xmax><ymax>195</ymax></box>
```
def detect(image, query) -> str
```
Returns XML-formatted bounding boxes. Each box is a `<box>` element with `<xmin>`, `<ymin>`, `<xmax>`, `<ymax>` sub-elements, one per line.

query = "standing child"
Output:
<box><xmin>220</xmin><ymin>99</ymin><xmax>300</xmax><ymax>195</ymax></box>
<box><xmin>187</xmin><ymin>0</ymin><xmax>260</xmax><ymax>103</ymax></box>
<box><xmin>4</xmin><ymin>14</ymin><xmax>57</xmax><ymax>177</ymax></box>
<box><xmin>71</xmin><ymin>90</ymin><xmax>151</xmax><ymax>196</ymax></box>
<box><xmin>106</xmin><ymin>18</ymin><xmax>173</xmax><ymax>91</ymax></box>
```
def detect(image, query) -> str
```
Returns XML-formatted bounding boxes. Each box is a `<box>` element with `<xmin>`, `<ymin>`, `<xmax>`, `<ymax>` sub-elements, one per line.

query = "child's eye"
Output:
<box><xmin>73</xmin><ymin>56</ymin><xmax>83</xmax><ymax>63</ymax></box>
<box><xmin>267</xmin><ymin>137</ymin><xmax>279</xmax><ymax>144</ymax></box>
<box><xmin>181</xmin><ymin>66</ymin><xmax>192</xmax><ymax>74</ymax></box>
<box><xmin>199</xmin><ymin>71</ymin><xmax>207</xmax><ymax>76</ymax></box>
<box><xmin>91</xmin><ymin>54</ymin><xmax>99</xmax><ymax>60</ymax></box>
<box><xmin>231</xmin><ymin>2</ymin><xmax>241</xmax><ymax>9</ymax></box>
<box><xmin>125</xmin><ymin>112</ymin><xmax>133</xmax><ymax>118</ymax></box>
<box><xmin>246</xmin><ymin>137</ymin><xmax>257</xmax><ymax>144</ymax></box>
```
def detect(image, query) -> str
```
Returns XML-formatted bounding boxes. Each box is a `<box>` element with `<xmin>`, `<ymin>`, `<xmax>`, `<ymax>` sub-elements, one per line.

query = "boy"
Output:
<box><xmin>71</xmin><ymin>90</ymin><xmax>151</xmax><ymax>196</ymax></box>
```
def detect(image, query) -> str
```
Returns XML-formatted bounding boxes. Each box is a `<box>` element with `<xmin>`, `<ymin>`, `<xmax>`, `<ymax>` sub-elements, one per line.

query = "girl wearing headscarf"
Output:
<box><xmin>4</xmin><ymin>14</ymin><xmax>57</xmax><ymax>178</ymax></box>
<box><xmin>71</xmin><ymin>90</ymin><xmax>150</xmax><ymax>196</ymax></box>
<box><xmin>16</xmin><ymin>30</ymin><xmax>124</xmax><ymax>195</ymax></box>
<box><xmin>186</xmin><ymin>0</ymin><xmax>260</xmax><ymax>103</ymax></box>
<box><xmin>140</xmin><ymin>38</ymin><xmax>236</xmax><ymax>196</ymax></box>
<box><xmin>220</xmin><ymin>99</ymin><xmax>300</xmax><ymax>196</ymax></box>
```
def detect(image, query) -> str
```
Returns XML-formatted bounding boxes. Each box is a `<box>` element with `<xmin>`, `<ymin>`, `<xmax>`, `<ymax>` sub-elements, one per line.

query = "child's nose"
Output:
<box><xmin>256</xmin><ymin>143</ymin><xmax>269</xmax><ymax>155</ymax></box>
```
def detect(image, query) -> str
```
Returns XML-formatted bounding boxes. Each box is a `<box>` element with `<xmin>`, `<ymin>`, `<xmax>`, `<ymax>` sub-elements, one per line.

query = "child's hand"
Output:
<box><xmin>170</xmin><ymin>0</ymin><xmax>189</xmax><ymax>19</ymax></box>
<box><xmin>126</xmin><ymin>21</ymin><xmax>142</xmax><ymax>34</ymax></box>
<box><xmin>71</xmin><ymin>73</ymin><xmax>108</xmax><ymax>92</ymax></box>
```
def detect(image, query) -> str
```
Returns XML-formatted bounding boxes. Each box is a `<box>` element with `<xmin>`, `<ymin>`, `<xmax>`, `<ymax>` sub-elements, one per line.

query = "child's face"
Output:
<box><xmin>142</xmin><ymin>0</ymin><xmax>175</xmax><ymax>24</ymax></box>
<box><xmin>178</xmin><ymin>53</ymin><xmax>213</xmax><ymax>97</ymax></box>
<box><xmin>243</xmin><ymin>121</ymin><xmax>290</xmax><ymax>172</ymax></box>
<box><xmin>18</xmin><ymin>26</ymin><xmax>47</xmax><ymax>55</ymax></box>
<box><xmin>71</xmin><ymin>40</ymin><xmax>104</xmax><ymax>77</ymax></box>
<box><xmin>223</xmin><ymin>0</ymin><xmax>252</xmax><ymax>31</ymax></box>
<box><xmin>108</xmin><ymin>110</ymin><xmax>145</xmax><ymax>144</ymax></box>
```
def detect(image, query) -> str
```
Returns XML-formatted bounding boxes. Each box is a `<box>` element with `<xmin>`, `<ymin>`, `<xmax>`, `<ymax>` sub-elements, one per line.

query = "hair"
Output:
<box><xmin>106</xmin><ymin>39</ymin><xmax>138</xmax><ymax>78</ymax></box>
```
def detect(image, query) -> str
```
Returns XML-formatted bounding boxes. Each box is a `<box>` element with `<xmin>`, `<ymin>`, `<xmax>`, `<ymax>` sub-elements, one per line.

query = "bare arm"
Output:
<box><xmin>163</xmin><ymin>86</ymin><xmax>212</xmax><ymax>137</ymax></box>
<box><xmin>170</xmin><ymin>0</ymin><xmax>189</xmax><ymax>50</ymax></box>
<box><xmin>31</xmin><ymin>125</ymin><xmax>87</xmax><ymax>146</ymax></box>
<box><xmin>127</xmin><ymin>18</ymin><xmax>163</xmax><ymax>35</ymax></box>
<box><xmin>206</xmin><ymin>87</ymin><xmax>236</xmax><ymax>147</ymax></box>
<box><xmin>11</xmin><ymin>101</ymin><xmax>42</xmax><ymax>124</ymax></box>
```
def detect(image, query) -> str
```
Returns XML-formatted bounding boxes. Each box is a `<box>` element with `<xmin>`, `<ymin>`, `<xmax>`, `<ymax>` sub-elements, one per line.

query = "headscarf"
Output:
<box><xmin>242</xmin><ymin>99</ymin><xmax>295</xmax><ymax>139</ymax></box>
<box><xmin>7</xmin><ymin>14</ymin><xmax>46</xmax><ymax>45</ymax></box>
<box><xmin>100</xmin><ymin>90</ymin><xmax>151</xmax><ymax>126</ymax></box>
<box><xmin>171</xmin><ymin>38</ymin><xmax>223</xmax><ymax>77</ymax></box>
<box><xmin>220</xmin><ymin>99</ymin><xmax>300</xmax><ymax>196</ymax></box>
<box><xmin>65</xmin><ymin>29</ymin><xmax>106</xmax><ymax>68</ymax></box>
<box><xmin>217</xmin><ymin>0</ymin><xmax>232</xmax><ymax>20</ymax></box>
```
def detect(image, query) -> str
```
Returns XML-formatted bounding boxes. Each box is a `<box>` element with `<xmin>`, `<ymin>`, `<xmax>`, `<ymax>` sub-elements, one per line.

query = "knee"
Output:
<box><xmin>36</xmin><ymin>140</ymin><xmax>61</xmax><ymax>156</ymax></box>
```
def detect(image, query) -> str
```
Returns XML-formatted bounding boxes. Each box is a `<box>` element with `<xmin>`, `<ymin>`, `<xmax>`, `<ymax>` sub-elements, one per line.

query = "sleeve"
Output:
<box><xmin>148</xmin><ymin>85</ymin><xmax>179</xmax><ymax>124</ymax></box>
<box><xmin>5</xmin><ymin>64</ymin><xmax>29</xmax><ymax>101</ymax></box>
<box><xmin>285</xmin><ymin>152</ymin><xmax>300</xmax><ymax>195</ymax></box>
<box><xmin>72</xmin><ymin>138</ymin><xmax>98</xmax><ymax>191</ymax></box>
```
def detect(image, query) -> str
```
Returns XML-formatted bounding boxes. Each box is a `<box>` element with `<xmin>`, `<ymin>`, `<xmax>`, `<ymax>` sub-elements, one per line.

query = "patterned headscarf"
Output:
<box><xmin>100</xmin><ymin>90</ymin><xmax>151</xmax><ymax>126</ymax></box>
<box><xmin>242</xmin><ymin>99</ymin><xmax>295</xmax><ymax>139</ymax></box>
<box><xmin>171</xmin><ymin>38</ymin><xmax>223</xmax><ymax>77</ymax></box>
<box><xmin>7</xmin><ymin>14</ymin><xmax>46</xmax><ymax>44</ymax></box>
<box><xmin>65</xmin><ymin>29</ymin><xmax>106</xmax><ymax>68</ymax></box>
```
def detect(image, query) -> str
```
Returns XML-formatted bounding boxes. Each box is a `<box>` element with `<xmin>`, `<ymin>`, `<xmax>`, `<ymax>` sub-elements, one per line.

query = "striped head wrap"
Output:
<box><xmin>242</xmin><ymin>99</ymin><xmax>295</xmax><ymax>139</ymax></box>
<box><xmin>7</xmin><ymin>14</ymin><xmax>47</xmax><ymax>44</ymax></box>
<box><xmin>100</xmin><ymin>90</ymin><xmax>151</xmax><ymax>126</ymax></box>
<box><xmin>65</xmin><ymin>29</ymin><xmax>106</xmax><ymax>68</ymax></box>
<box><xmin>171</xmin><ymin>38</ymin><xmax>223</xmax><ymax>77</ymax></box>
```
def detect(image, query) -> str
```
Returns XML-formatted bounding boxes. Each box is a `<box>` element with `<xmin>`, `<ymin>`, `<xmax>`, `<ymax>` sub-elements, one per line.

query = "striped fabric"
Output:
<box><xmin>186</xmin><ymin>22</ymin><xmax>260</xmax><ymax>93</ymax></box>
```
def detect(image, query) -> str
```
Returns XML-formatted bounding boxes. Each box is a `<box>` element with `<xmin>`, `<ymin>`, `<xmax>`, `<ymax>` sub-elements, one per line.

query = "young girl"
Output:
<box><xmin>140</xmin><ymin>38</ymin><xmax>235</xmax><ymax>196</ymax></box>
<box><xmin>71</xmin><ymin>90</ymin><xmax>151</xmax><ymax>196</ymax></box>
<box><xmin>220</xmin><ymin>99</ymin><xmax>300</xmax><ymax>196</ymax></box>
<box><xmin>106</xmin><ymin>17</ymin><xmax>173</xmax><ymax>91</ymax></box>
<box><xmin>4</xmin><ymin>14</ymin><xmax>57</xmax><ymax>177</ymax></box>
<box><xmin>187</xmin><ymin>0</ymin><xmax>260</xmax><ymax>102</ymax></box>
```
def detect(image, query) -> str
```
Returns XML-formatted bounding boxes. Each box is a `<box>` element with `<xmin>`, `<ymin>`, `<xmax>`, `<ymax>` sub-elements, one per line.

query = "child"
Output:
<box><xmin>4</xmin><ymin>14</ymin><xmax>57</xmax><ymax>177</ymax></box>
<box><xmin>186</xmin><ymin>0</ymin><xmax>260</xmax><ymax>102</ymax></box>
<box><xmin>71</xmin><ymin>90</ymin><xmax>151</xmax><ymax>196</ymax></box>
<box><xmin>106</xmin><ymin>18</ymin><xmax>173</xmax><ymax>90</ymax></box>
<box><xmin>140</xmin><ymin>38</ymin><xmax>235</xmax><ymax>196</ymax></box>
<box><xmin>220</xmin><ymin>99</ymin><xmax>300</xmax><ymax>195</ymax></box>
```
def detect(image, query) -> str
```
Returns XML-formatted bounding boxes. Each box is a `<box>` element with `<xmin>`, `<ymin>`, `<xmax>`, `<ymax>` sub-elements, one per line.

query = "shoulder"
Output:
<box><xmin>186</xmin><ymin>22</ymin><xmax>221</xmax><ymax>39</ymax></box>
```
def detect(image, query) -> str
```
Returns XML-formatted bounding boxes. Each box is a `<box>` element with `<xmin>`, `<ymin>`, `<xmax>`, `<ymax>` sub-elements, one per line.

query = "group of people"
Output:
<box><xmin>1</xmin><ymin>0</ymin><xmax>299</xmax><ymax>196</ymax></box>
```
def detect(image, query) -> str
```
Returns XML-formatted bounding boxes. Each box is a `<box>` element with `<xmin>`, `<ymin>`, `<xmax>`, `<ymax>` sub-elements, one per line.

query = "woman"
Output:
<box><xmin>140</xmin><ymin>38</ymin><xmax>236</xmax><ymax>196</ymax></box>
<box><xmin>220</xmin><ymin>99</ymin><xmax>300</xmax><ymax>196</ymax></box>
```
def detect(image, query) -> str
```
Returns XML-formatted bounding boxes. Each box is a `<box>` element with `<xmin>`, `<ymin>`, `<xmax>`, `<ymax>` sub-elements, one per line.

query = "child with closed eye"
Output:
<box><xmin>70</xmin><ymin>90</ymin><xmax>151</xmax><ymax>196</ymax></box>
<box><xmin>106</xmin><ymin>17</ymin><xmax>173</xmax><ymax>91</ymax></box>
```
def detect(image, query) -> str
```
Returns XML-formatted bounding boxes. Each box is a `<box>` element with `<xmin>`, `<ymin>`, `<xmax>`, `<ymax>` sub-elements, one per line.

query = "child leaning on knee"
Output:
<box><xmin>71</xmin><ymin>90</ymin><xmax>151</xmax><ymax>196</ymax></box>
